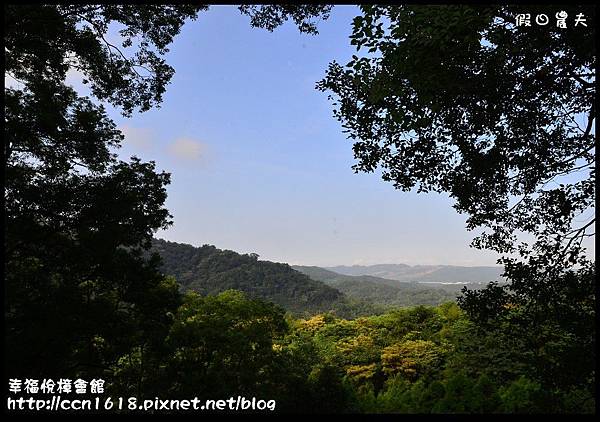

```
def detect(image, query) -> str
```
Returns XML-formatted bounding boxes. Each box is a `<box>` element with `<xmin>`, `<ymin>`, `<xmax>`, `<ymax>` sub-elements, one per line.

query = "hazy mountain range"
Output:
<box><xmin>292</xmin><ymin>266</ymin><xmax>460</xmax><ymax>306</ymax></box>
<box><xmin>324</xmin><ymin>264</ymin><xmax>504</xmax><ymax>285</ymax></box>
<box><xmin>150</xmin><ymin>239</ymin><xmax>504</xmax><ymax>317</ymax></box>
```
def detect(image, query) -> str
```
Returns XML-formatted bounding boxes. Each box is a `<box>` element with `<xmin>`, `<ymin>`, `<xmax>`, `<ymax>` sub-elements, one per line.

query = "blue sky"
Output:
<box><xmin>64</xmin><ymin>5</ymin><xmax>576</xmax><ymax>267</ymax></box>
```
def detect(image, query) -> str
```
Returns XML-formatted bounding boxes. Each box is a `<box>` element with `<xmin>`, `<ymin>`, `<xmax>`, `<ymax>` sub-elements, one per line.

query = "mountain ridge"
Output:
<box><xmin>292</xmin><ymin>265</ymin><xmax>460</xmax><ymax>307</ymax></box>
<box><xmin>149</xmin><ymin>238</ymin><xmax>385</xmax><ymax>318</ymax></box>
<box><xmin>325</xmin><ymin>263</ymin><xmax>504</xmax><ymax>284</ymax></box>
<box><xmin>149</xmin><ymin>239</ymin><xmax>486</xmax><ymax>317</ymax></box>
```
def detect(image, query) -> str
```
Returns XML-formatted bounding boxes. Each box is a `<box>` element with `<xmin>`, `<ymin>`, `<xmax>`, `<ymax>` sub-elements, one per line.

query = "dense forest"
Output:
<box><xmin>151</xmin><ymin>238</ymin><xmax>346</xmax><ymax>315</ymax></box>
<box><xmin>293</xmin><ymin>265</ymin><xmax>460</xmax><ymax>307</ymax></box>
<box><xmin>151</xmin><ymin>238</ymin><xmax>466</xmax><ymax>315</ymax></box>
<box><xmin>107</xmin><ymin>289</ymin><xmax>595</xmax><ymax>413</ymax></box>
<box><xmin>138</xmin><ymin>240</ymin><xmax>595</xmax><ymax>413</ymax></box>
<box><xmin>5</xmin><ymin>4</ymin><xmax>595</xmax><ymax>415</ymax></box>
<box><xmin>138</xmin><ymin>240</ymin><xmax>594</xmax><ymax>413</ymax></box>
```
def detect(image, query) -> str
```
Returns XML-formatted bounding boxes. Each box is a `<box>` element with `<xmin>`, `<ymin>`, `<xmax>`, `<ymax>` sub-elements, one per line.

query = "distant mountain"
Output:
<box><xmin>149</xmin><ymin>239</ymin><xmax>380</xmax><ymax>317</ymax></box>
<box><xmin>292</xmin><ymin>266</ymin><xmax>400</xmax><ymax>287</ymax></box>
<box><xmin>325</xmin><ymin>264</ymin><xmax>504</xmax><ymax>284</ymax></box>
<box><xmin>293</xmin><ymin>266</ymin><xmax>459</xmax><ymax>307</ymax></box>
<box><xmin>149</xmin><ymin>239</ymin><xmax>486</xmax><ymax>316</ymax></box>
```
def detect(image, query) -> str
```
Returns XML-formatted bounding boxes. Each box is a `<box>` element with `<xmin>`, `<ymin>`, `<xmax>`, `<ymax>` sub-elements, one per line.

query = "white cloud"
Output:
<box><xmin>168</xmin><ymin>137</ymin><xmax>206</xmax><ymax>160</ymax></box>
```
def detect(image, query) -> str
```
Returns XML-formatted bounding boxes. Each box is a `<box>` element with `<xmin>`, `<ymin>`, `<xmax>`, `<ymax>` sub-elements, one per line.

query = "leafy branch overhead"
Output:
<box><xmin>316</xmin><ymin>5</ymin><xmax>595</xmax><ymax>322</ymax></box>
<box><xmin>317</xmin><ymin>5</ymin><xmax>594</xmax><ymax>264</ymax></box>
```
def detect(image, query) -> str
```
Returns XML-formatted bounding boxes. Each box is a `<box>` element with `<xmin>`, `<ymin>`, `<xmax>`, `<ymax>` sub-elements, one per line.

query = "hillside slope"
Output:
<box><xmin>293</xmin><ymin>266</ymin><xmax>459</xmax><ymax>307</ymax></box>
<box><xmin>150</xmin><ymin>239</ymin><xmax>379</xmax><ymax>316</ymax></box>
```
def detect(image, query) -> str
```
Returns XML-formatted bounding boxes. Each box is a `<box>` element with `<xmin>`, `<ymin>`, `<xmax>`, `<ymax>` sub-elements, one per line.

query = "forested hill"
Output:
<box><xmin>150</xmin><ymin>238</ymin><xmax>354</xmax><ymax>315</ymax></box>
<box><xmin>149</xmin><ymin>239</ymin><xmax>466</xmax><ymax>317</ymax></box>
<box><xmin>293</xmin><ymin>266</ymin><xmax>459</xmax><ymax>307</ymax></box>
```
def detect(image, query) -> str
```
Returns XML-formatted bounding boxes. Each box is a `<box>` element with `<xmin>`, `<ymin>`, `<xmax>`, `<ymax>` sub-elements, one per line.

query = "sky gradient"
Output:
<box><xmin>60</xmin><ymin>5</ymin><xmax>592</xmax><ymax>267</ymax></box>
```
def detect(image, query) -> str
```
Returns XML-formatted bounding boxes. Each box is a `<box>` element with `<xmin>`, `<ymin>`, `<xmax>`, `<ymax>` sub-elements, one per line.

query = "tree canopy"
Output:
<box><xmin>316</xmin><ymin>4</ymin><xmax>595</xmax><ymax>323</ymax></box>
<box><xmin>3</xmin><ymin>4</ymin><xmax>595</xmax><ymax>413</ymax></box>
<box><xmin>4</xmin><ymin>3</ymin><xmax>333</xmax><ymax>378</ymax></box>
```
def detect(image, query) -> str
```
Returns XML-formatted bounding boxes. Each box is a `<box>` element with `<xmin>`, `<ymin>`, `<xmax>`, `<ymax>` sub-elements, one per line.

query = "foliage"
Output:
<box><xmin>316</xmin><ymin>4</ymin><xmax>595</xmax><ymax>328</ymax></box>
<box><xmin>381</xmin><ymin>339</ymin><xmax>445</xmax><ymax>381</ymax></box>
<box><xmin>317</xmin><ymin>4</ymin><xmax>595</xmax><ymax>269</ymax></box>
<box><xmin>316</xmin><ymin>5</ymin><xmax>595</xmax><ymax>407</ymax></box>
<box><xmin>5</xmin><ymin>4</ymin><xmax>595</xmax><ymax>414</ymax></box>
<box><xmin>284</xmin><ymin>300</ymin><xmax>595</xmax><ymax>413</ymax></box>
<box><xmin>5</xmin><ymin>3</ymin><xmax>338</xmax><ymax>381</ymax></box>
<box><xmin>5</xmin><ymin>4</ymin><xmax>198</xmax><ymax>378</ymax></box>
<box><xmin>163</xmin><ymin>291</ymin><xmax>289</xmax><ymax>398</ymax></box>
<box><xmin>295</xmin><ymin>265</ymin><xmax>461</xmax><ymax>307</ymax></box>
<box><xmin>239</xmin><ymin>5</ymin><xmax>332</xmax><ymax>35</ymax></box>
<box><xmin>151</xmin><ymin>238</ymin><xmax>352</xmax><ymax>316</ymax></box>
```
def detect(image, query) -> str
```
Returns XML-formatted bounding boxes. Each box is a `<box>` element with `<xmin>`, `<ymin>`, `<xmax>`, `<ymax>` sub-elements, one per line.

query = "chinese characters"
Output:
<box><xmin>515</xmin><ymin>11</ymin><xmax>587</xmax><ymax>28</ymax></box>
